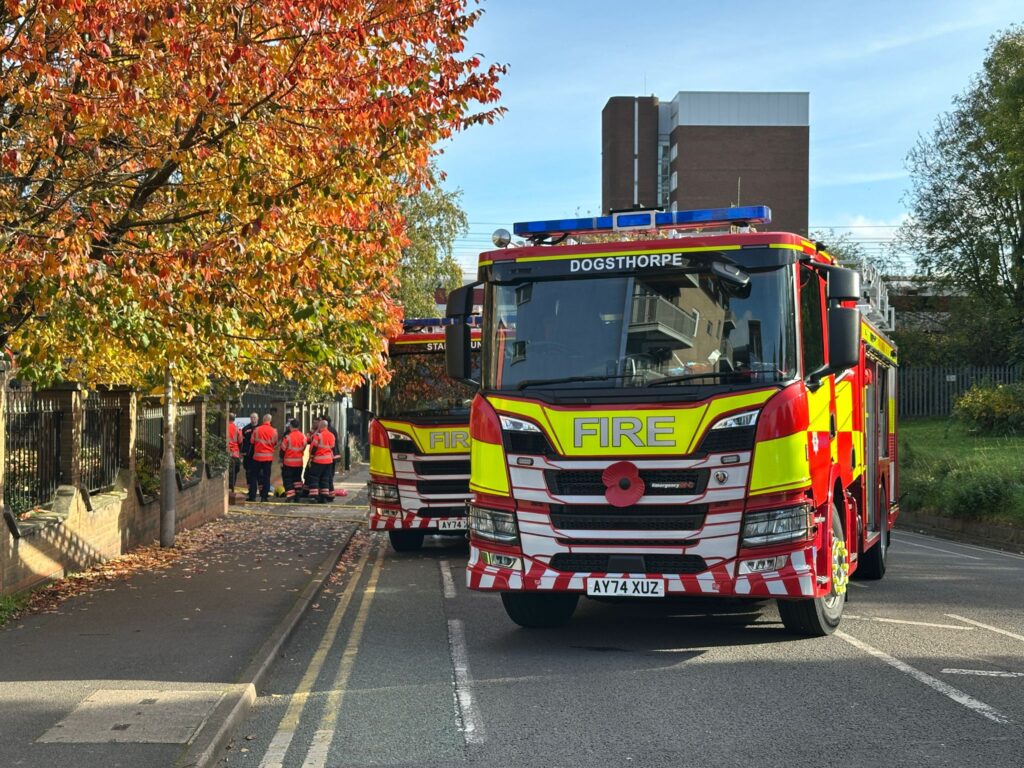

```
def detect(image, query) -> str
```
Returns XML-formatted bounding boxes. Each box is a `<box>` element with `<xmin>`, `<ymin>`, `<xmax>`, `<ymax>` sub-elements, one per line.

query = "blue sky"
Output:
<box><xmin>435</xmin><ymin>0</ymin><xmax>1023</xmax><ymax>274</ymax></box>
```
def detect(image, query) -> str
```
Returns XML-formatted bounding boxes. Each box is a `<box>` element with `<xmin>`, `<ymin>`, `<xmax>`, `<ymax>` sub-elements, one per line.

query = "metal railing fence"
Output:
<box><xmin>4</xmin><ymin>391</ymin><xmax>63</xmax><ymax>516</ymax></box>
<box><xmin>81</xmin><ymin>395</ymin><xmax>123</xmax><ymax>493</ymax></box>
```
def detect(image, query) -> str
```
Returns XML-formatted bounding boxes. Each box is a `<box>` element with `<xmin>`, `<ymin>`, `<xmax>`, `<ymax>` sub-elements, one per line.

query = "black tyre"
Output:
<box><xmin>501</xmin><ymin>592</ymin><xmax>579</xmax><ymax>628</ymax></box>
<box><xmin>858</xmin><ymin>487</ymin><xmax>889</xmax><ymax>580</ymax></box>
<box><xmin>778</xmin><ymin>504</ymin><xmax>848</xmax><ymax>637</ymax></box>
<box><xmin>388</xmin><ymin>530</ymin><xmax>425</xmax><ymax>552</ymax></box>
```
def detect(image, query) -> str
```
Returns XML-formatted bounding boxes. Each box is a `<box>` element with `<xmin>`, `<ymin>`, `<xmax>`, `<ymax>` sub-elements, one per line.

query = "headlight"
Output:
<box><xmin>369</xmin><ymin>482</ymin><xmax>400</xmax><ymax>503</ymax></box>
<box><xmin>742</xmin><ymin>504</ymin><xmax>813</xmax><ymax>546</ymax></box>
<box><xmin>500</xmin><ymin>415</ymin><xmax>540</xmax><ymax>432</ymax></box>
<box><xmin>711</xmin><ymin>409</ymin><xmax>759</xmax><ymax>430</ymax></box>
<box><xmin>468</xmin><ymin>504</ymin><xmax>519</xmax><ymax>544</ymax></box>
<box><xmin>387</xmin><ymin>430</ymin><xmax>410</xmax><ymax>441</ymax></box>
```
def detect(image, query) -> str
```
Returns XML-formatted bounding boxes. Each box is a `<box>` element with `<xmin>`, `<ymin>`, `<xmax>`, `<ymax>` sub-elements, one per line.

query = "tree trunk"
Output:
<box><xmin>160</xmin><ymin>365</ymin><xmax>177</xmax><ymax>548</ymax></box>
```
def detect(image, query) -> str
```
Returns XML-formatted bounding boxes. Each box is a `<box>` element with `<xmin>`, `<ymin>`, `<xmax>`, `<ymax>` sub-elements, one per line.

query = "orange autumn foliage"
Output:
<box><xmin>0</xmin><ymin>0</ymin><xmax>504</xmax><ymax>395</ymax></box>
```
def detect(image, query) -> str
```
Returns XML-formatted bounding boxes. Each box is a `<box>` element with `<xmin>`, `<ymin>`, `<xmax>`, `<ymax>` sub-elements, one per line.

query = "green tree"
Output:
<box><xmin>397</xmin><ymin>172</ymin><xmax>468</xmax><ymax>318</ymax></box>
<box><xmin>897</xmin><ymin>24</ymin><xmax>1024</xmax><ymax>362</ymax></box>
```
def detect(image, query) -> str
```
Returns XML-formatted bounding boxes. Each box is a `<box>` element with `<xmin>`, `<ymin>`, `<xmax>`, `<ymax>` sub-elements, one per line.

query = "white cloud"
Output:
<box><xmin>813</xmin><ymin>170</ymin><xmax>910</xmax><ymax>188</ymax></box>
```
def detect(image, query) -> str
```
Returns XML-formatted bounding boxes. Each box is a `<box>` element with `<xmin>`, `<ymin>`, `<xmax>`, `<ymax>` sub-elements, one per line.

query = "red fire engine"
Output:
<box><xmin>367</xmin><ymin>319</ymin><xmax>480</xmax><ymax>552</ymax></box>
<box><xmin>445</xmin><ymin>206</ymin><xmax>897</xmax><ymax>636</ymax></box>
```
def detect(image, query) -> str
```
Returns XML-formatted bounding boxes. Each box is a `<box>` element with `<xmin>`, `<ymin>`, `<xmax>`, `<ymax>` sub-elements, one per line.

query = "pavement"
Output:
<box><xmin>225</xmin><ymin>528</ymin><xmax>1024</xmax><ymax>768</ymax></box>
<box><xmin>0</xmin><ymin>464</ymin><xmax>369</xmax><ymax>768</ymax></box>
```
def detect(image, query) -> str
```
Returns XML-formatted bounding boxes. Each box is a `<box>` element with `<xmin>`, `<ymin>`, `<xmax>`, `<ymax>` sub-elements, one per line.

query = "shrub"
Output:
<box><xmin>953</xmin><ymin>382</ymin><xmax>1024</xmax><ymax>436</ymax></box>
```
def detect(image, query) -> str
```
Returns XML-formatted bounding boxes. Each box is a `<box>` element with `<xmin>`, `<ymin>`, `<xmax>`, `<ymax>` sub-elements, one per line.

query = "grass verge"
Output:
<box><xmin>900</xmin><ymin>418</ymin><xmax>1024</xmax><ymax>526</ymax></box>
<box><xmin>0</xmin><ymin>591</ymin><xmax>30</xmax><ymax>627</ymax></box>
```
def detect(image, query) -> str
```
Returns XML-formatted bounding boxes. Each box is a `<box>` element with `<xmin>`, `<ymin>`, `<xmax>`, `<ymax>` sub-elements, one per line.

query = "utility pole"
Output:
<box><xmin>160</xmin><ymin>364</ymin><xmax>177</xmax><ymax>547</ymax></box>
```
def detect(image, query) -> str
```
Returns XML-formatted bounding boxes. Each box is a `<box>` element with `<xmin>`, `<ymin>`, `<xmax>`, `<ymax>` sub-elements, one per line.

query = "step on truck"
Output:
<box><xmin>366</xmin><ymin>318</ymin><xmax>480</xmax><ymax>552</ymax></box>
<box><xmin>444</xmin><ymin>206</ymin><xmax>898</xmax><ymax>636</ymax></box>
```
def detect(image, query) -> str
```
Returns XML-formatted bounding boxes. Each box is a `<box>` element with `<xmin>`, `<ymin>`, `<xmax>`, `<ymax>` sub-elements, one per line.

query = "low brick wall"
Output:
<box><xmin>897</xmin><ymin>509</ymin><xmax>1024</xmax><ymax>554</ymax></box>
<box><xmin>1</xmin><ymin>469</ymin><xmax>227</xmax><ymax>595</ymax></box>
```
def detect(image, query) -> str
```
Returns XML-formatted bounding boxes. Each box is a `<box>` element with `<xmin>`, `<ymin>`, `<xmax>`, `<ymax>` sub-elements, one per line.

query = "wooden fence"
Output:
<box><xmin>898</xmin><ymin>366</ymin><xmax>1022</xmax><ymax>418</ymax></box>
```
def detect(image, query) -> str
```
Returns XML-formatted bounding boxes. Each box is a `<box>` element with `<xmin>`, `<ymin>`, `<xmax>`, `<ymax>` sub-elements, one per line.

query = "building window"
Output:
<box><xmin>670</xmin><ymin>171</ymin><xmax>678</xmax><ymax>192</ymax></box>
<box><xmin>670</xmin><ymin>143</ymin><xmax>678</xmax><ymax>162</ymax></box>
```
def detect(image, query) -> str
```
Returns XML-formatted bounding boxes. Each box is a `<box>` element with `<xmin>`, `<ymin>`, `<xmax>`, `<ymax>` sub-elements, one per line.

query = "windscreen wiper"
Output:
<box><xmin>646</xmin><ymin>372</ymin><xmax>741</xmax><ymax>388</ymax></box>
<box><xmin>516</xmin><ymin>374</ymin><xmax>638</xmax><ymax>390</ymax></box>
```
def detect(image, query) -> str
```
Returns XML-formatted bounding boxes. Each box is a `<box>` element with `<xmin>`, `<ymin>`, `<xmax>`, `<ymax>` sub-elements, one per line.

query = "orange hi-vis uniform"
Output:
<box><xmin>281</xmin><ymin>430</ymin><xmax>307</xmax><ymax>467</ymax></box>
<box><xmin>252</xmin><ymin>424</ymin><xmax>279</xmax><ymax>462</ymax></box>
<box><xmin>310</xmin><ymin>429</ymin><xmax>336</xmax><ymax>464</ymax></box>
<box><xmin>308</xmin><ymin>428</ymin><xmax>337</xmax><ymax>498</ymax></box>
<box><xmin>227</xmin><ymin>422</ymin><xmax>242</xmax><ymax>459</ymax></box>
<box><xmin>280</xmin><ymin>430</ymin><xmax>307</xmax><ymax>498</ymax></box>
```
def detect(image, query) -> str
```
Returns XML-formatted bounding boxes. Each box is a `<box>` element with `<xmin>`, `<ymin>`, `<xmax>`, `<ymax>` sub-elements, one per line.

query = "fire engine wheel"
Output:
<box><xmin>858</xmin><ymin>487</ymin><xmax>889</xmax><ymax>580</ymax></box>
<box><xmin>777</xmin><ymin>505</ymin><xmax>847</xmax><ymax>637</ymax></box>
<box><xmin>501</xmin><ymin>592</ymin><xmax>579</xmax><ymax>628</ymax></box>
<box><xmin>388</xmin><ymin>530</ymin><xmax>425</xmax><ymax>552</ymax></box>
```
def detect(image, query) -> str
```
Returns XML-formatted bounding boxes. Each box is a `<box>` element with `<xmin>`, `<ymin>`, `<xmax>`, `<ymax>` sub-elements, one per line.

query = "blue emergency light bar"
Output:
<box><xmin>512</xmin><ymin>205</ymin><xmax>772</xmax><ymax>238</ymax></box>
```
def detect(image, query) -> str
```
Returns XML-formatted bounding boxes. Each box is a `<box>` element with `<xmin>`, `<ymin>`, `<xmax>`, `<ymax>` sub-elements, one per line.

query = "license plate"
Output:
<box><xmin>586</xmin><ymin>577</ymin><xmax>665</xmax><ymax>597</ymax></box>
<box><xmin>436</xmin><ymin>518</ymin><xmax>467</xmax><ymax>530</ymax></box>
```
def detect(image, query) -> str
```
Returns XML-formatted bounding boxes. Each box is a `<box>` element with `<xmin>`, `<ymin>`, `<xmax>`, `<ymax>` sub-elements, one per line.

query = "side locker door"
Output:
<box><xmin>864</xmin><ymin>360</ymin><xmax>879</xmax><ymax>534</ymax></box>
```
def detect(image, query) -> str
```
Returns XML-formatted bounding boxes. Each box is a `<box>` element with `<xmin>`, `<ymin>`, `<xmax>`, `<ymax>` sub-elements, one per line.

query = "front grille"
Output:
<box><xmin>416</xmin><ymin>478</ymin><xmax>470</xmax><ymax>495</ymax></box>
<box><xmin>390</xmin><ymin>438</ymin><xmax>418</xmax><ymax>454</ymax></box>
<box><xmin>549</xmin><ymin>553</ymin><xmax>707</xmax><ymax>575</ymax></box>
<box><xmin>549</xmin><ymin>503</ymin><xmax>706</xmax><ymax>531</ymax></box>
<box><xmin>418</xmin><ymin>506</ymin><xmax>467</xmax><ymax>518</ymax></box>
<box><xmin>697</xmin><ymin>426</ymin><xmax>755</xmax><ymax>454</ymax></box>
<box><xmin>545</xmin><ymin>469</ymin><xmax>708</xmax><ymax>497</ymax></box>
<box><xmin>414</xmin><ymin>459</ymin><xmax>470</xmax><ymax>476</ymax></box>
<box><xmin>504</xmin><ymin>430</ymin><xmax>557</xmax><ymax>456</ymax></box>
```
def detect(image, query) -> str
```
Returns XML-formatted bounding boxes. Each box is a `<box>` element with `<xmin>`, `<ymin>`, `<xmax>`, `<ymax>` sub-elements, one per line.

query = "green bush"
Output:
<box><xmin>953</xmin><ymin>382</ymin><xmax>1024</xmax><ymax>436</ymax></box>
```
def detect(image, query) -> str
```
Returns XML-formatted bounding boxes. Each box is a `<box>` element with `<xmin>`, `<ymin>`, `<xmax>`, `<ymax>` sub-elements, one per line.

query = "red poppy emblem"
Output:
<box><xmin>601</xmin><ymin>461</ymin><xmax>645</xmax><ymax>507</ymax></box>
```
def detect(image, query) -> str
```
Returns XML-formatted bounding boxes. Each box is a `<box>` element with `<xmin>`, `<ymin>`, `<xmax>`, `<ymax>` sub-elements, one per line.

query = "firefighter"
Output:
<box><xmin>323</xmin><ymin>414</ymin><xmax>341</xmax><ymax>497</ymax></box>
<box><xmin>249</xmin><ymin>414</ymin><xmax>278</xmax><ymax>502</ymax></box>
<box><xmin>279</xmin><ymin>418</ymin><xmax>307</xmax><ymax>500</ymax></box>
<box><xmin>307</xmin><ymin>419</ymin><xmax>337</xmax><ymax>503</ymax></box>
<box><xmin>227</xmin><ymin>413</ymin><xmax>242</xmax><ymax>493</ymax></box>
<box><xmin>240</xmin><ymin>412</ymin><xmax>259</xmax><ymax>500</ymax></box>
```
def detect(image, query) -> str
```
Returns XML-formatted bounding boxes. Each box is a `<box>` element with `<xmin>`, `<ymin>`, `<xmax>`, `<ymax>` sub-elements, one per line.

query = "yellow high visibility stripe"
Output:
<box><xmin>369</xmin><ymin>442</ymin><xmax>394</xmax><ymax>477</ymax></box>
<box><xmin>749</xmin><ymin>432</ymin><xmax>811</xmax><ymax>494</ymax></box>
<box><xmin>489</xmin><ymin>389</ymin><xmax>774</xmax><ymax>457</ymax></box>
<box><xmin>470</xmin><ymin>440</ymin><xmax>509</xmax><ymax>496</ymax></box>
<box><xmin>377</xmin><ymin>419</ymin><xmax>471</xmax><ymax>456</ymax></box>
<box><xmin>479</xmin><ymin>242</ymin><xmax>806</xmax><ymax>267</ymax></box>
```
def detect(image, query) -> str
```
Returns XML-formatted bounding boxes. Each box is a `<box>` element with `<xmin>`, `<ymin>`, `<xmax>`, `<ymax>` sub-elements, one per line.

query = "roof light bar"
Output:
<box><xmin>512</xmin><ymin>205</ymin><xmax>772</xmax><ymax>238</ymax></box>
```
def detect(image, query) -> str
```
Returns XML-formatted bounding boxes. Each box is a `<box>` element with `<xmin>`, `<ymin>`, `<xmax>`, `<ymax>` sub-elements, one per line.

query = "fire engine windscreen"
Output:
<box><xmin>379</xmin><ymin>350</ymin><xmax>480</xmax><ymax>417</ymax></box>
<box><xmin>484</xmin><ymin>266</ymin><xmax>798</xmax><ymax>390</ymax></box>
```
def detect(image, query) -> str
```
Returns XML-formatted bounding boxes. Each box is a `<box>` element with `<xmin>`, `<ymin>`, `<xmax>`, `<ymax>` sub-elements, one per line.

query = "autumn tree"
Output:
<box><xmin>0</xmin><ymin>0</ymin><xmax>504</xmax><ymax>393</ymax></box>
<box><xmin>897</xmin><ymin>24</ymin><xmax>1024</xmax><ymax>363</ymax></box>
<box><xmin>0</xmin><ymin>0</ymin><xmax>504</xmax><ymax>542</ymax></box>
<box><xmin>396</xmin><ymin>170</ymin><xmax>468</xmax><ymax>318</ymax></box>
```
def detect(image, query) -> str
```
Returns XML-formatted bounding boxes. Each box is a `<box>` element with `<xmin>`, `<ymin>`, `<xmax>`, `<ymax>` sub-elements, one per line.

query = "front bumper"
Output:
<box><xmin>466</xmin><ymin>543</ymin><xmax>818</xmax><ymax>598</ymax></box>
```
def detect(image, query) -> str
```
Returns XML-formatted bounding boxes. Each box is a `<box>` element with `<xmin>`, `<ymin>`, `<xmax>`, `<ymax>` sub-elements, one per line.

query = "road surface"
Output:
<box><xmin>226</xmin><ymin>528</ymin><xmax>1024</xmax><ymax>768</ymax></box>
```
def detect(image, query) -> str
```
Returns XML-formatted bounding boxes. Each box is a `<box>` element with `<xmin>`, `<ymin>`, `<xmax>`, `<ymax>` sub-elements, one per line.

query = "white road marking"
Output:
<box><xmin>843</xmin><ymin>615</ymin><xmax>975</xmax><ymax>630</ymax></box>
<box><xmin>942</xmin><ymin>668</ymin><xmax>1024</xmax><ymax>678</ymax></box>
<box><xmin>946</xmin><ymin>614</ymin><xmax>1024</xmax><ymax>642</ymax></box>
<box><xmin>835</xmin><ymin>631</ymin><xmax>1009</xmax><ymax>725</ymax></box>
<box><xmin>846</xmin><ymin>582</ymin><xmax>869</xmax><ymax>589</ymax></box>
<box><xmin>448</xmin><ymin>618</ymin><xmax>485</xmax><ymax>745</ymax></box>
<box><xmin>440</xmin><ymin>560</ymin><xmax>457</xmax><ymax>599</ymax></box>
<box><xmin>897</xmin><ymin>531</ymin><xmax>1024</xmax><ymax>561</ymax></box>
<box><xmin>898</xmin><ymin>539</ymin><xmax>981</xmax><ymax>560</ymax></box>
